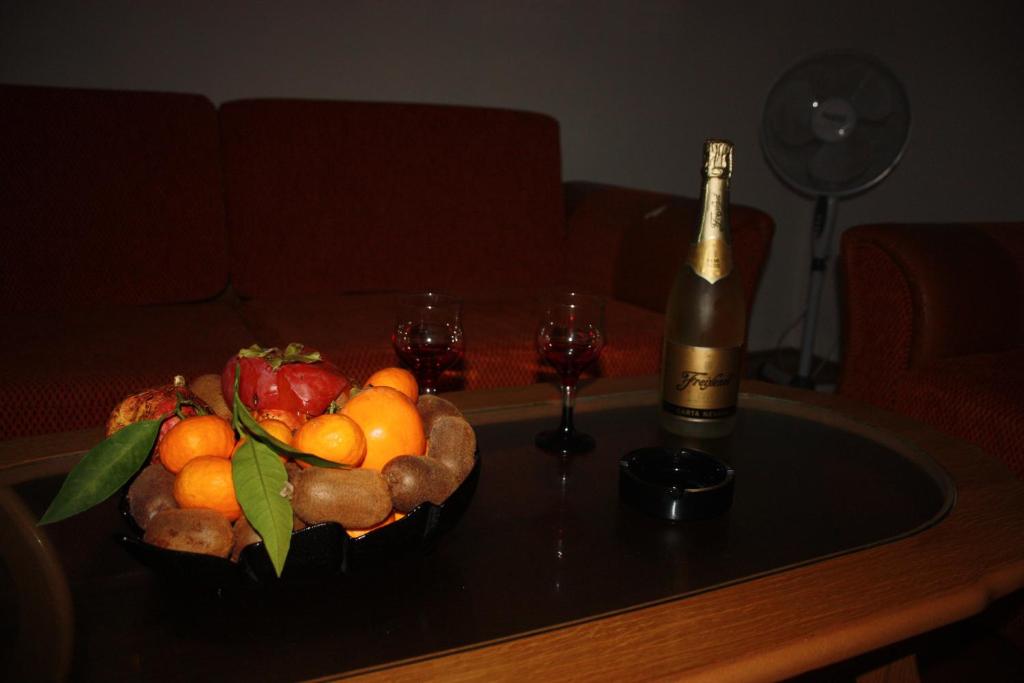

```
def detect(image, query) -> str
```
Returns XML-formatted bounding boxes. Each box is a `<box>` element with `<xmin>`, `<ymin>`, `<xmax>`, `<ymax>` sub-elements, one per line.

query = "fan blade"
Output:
<box><xmin>802</xmin><ymin>63</ymin><xmax>833</xmax><ymax>96</ymax></box>
<box><xmin>850</xmin><ymin>69</ymin><xmax>894</xmax><ymax>121</ymax></box>
<box><xmin>767</xmin><ymin>79</ymin><xmax>816</xmax><ymax>146</ymax></box>
<box><xmin>807</xmin><ymin>133</ymin><xmax>873</xmax><ymax>186</ymax></box>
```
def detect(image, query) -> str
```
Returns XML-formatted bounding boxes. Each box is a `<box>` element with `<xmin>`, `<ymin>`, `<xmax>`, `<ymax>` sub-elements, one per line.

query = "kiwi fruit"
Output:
<box><xmin>230</xmin><ymin>514</ymin><xmax>306</xmax><ymax>563</ymax></box>
<box><xmin>426</xmin><ymin>415</ymin><xmax>477</xmax><ymax>484</ymax></box>
<box><xmin>416</xmin><ymin>394</ymin><xmax>463</xmax><ymax>432</ymax></box>
<box><xmin>291</xmin><ymin>467</ymin><xmax>392</xmax><ymax>530</ymax></box>
<box><xmin>143</xmin><ymin>508</ymin><xmax>233</xmax><ymax>558</ymax></box>
<box><xmin>127</xmin><ymin>462</ymin><xmax>178</xmax><ymax>529</ymax></box>
<box><xmin>230</xmin><ymin>516</ymin><xmax>261</xmax><ymax>562</ymax></box>
<box><xmin>189</xmin><ymin>373</ymin><xmax>232</xmax><ymax>420</ymax></box>
<box><xmin>382</xmin><ymin>455</ymin><xmax>457</xmax><ymax>513</ymax></box>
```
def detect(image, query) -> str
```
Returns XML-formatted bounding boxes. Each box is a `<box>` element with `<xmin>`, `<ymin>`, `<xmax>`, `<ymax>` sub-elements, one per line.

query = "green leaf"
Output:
<box><xmin>231</xmin><ymin>362</ymin><xmax>245</xmax><ymax>433</ymax></box>
<box><xmin>237</xmin><ymin>344</ymin><xmax>275</xmax><ymax>359</ymax></box>
<box><xmin>173</xmin><ymin>391</ymin><xmax>208</xmax><ymax>418</ymax></box>
<box><xmin>232</xmin><ymin>438</ymin><xmax>292</xmax><ymax>577</ymax></box>
<box><xmin>281</xmin><ymin>342</ymin><xmax>322</xmax><ymax>364</ymax></box>
<box><xmin>39</xmin><ymin>419</ymin><xmax>162</xmax><ymax>525</ymax></box>
<box><xmin>233</xmin><ymin>343</ymin><xmax>320</xmax><ymax>370</ymax></box>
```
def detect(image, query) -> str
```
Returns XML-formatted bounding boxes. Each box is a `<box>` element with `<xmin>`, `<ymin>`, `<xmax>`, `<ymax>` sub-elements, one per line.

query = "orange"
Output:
<box><xmin>159</xmin><ymin>414</ymin><xmax>236</xmax><ymax>474</ymax></box>
<box><xmin>232</xmin><ymin>418</ymin><xmax>294</xmax><ymax>463</ymax></box>
<box><xmin>257</xmin><ymin>418</ymin><xmax>294</xmax><ymax>446</ymax></box>
<box><xmin>293</xmin><ymin>413</ymin><xmax>367</xmax><ymax>468</ymax></box>
<box><xmin>173</xmin><ymin>455</ymin><xmax>242</xmax><ymax>521</ymax></box>
<box><xmin>251</xmin><ymin>408</ymin><xmax>307</xmax><ymax>433</ymax></box>
<box><xmin>341</xmin><ymin>386</ymin><xmax>426</xmax><ymax>471</ymax></box>
<box><xmin>363</xmin><ymin>367</ymin><xmax>418</xmax><ymax>403</ymax></box>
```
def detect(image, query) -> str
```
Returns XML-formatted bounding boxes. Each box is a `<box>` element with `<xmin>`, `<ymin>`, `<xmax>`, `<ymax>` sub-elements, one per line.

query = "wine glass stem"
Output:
<box><xmin>558</xmin><ymin>382</ymin><xmax>577</xmax><ymax>439</ymax></box>
<box><xmin>419</xmin><ymin>371</ymin><xmax>438</xmax><ymax>394</ymax></box>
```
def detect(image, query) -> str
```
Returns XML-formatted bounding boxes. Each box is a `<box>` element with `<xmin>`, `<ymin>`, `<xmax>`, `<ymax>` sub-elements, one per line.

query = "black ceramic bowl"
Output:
<box><xmin>619</xmin><ymin>446</ymin><xmax>733</xmax><ymax>521</ymax></box>
<box><xmin>118</xmin><ymin>453</ymin><xmax>480</xmax><ymax>586</ymax></box>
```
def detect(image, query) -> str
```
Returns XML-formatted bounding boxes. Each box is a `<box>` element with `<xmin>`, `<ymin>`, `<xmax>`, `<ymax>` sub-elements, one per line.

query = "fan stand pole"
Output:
<box><xmin>793</xmin><ymin>195</ymin><xmax>838</xmax><ymax>389</ymax></box>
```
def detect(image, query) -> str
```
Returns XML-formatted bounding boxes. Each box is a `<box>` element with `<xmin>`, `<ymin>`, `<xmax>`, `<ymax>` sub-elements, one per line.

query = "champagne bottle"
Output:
<box><xmin>660</xmin><ymin>139</ymin><xmax>745</xmax><ymax>438</ymax></box>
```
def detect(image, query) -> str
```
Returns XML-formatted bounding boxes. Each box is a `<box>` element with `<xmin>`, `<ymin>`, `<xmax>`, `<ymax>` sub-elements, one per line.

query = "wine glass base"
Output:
<box><xmin>535</xmin><ymin>429</ymin><xmax>595</xmax><ymax>455</ymax></box>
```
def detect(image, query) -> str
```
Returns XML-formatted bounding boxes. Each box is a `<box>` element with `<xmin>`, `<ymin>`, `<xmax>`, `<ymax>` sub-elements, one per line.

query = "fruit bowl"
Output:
<box><xmin>118</xmin><ymin>452</ymin><xmax>480</xmax><ymax>587</ymax></box>
<box><xmin>37</xmin><ymin>354</ymin><xmax>476</xmax><ymax>588</ymax></box>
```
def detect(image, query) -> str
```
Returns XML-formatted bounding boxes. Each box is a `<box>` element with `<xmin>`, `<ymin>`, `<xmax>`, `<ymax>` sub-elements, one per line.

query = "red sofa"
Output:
<box><xmin>838</xmin><ymin>222</ymin><xmax>1024</xmax><ymax>479</ymax></box>
<box><xmin>0</xmin><ymin>84</ymin><xmax>774</xmax><ymax>440</ymax></box>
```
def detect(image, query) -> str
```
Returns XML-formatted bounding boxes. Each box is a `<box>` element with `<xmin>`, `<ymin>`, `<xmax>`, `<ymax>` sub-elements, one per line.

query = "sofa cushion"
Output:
<box><xmin>237</xmin><ymin>290</ymin><xmax>665</xmax><ymax>392</ymax></box>
<box><xmin>0</xmin><ymin>302</ymin><xmax>253</xmax><ymax>439</ymax></box>
<box><xmin>0</xmin><ymin>84</ymin><xmax>228</xmax><ymax>312</ymax></box>
<box><xmin>219</xmin><ymin>99</ymin><xmax>566</xmax><ymax>298</ymax></box>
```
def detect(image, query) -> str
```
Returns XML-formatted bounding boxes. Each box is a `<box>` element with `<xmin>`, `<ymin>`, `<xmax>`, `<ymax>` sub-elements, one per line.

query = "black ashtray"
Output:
<box><xmin>619</xmin><ymin>447</ymin><xmax>734</xmax><ymax>521</ymax></box>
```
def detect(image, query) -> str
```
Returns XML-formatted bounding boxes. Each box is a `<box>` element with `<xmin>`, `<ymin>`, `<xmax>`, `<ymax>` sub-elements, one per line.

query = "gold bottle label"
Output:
<box><xmin>687</xmin><ymin>237</ymin><xmax>733</xmax><ymax>284</ymax></box>
<box><xmin>661</xmin><ymin>342</ymin><xmax>741</xmax><ymax>419</ymax></box>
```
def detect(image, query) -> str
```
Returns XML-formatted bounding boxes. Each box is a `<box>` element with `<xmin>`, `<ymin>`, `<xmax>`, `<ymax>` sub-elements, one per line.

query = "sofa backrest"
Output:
<box><xmin>0</xmin><ymin>84</ymin><xmax>228</xmax><ymax>313</ymax></box>
<box><xmin>219</xmin><ymin>99</ymin><xmax>566</xmax><ymax>299</ymax></box>
<box><xmin>564</xmin><ymin>182</ymin><xmax>775</xmax><ymax>321</ymax></box>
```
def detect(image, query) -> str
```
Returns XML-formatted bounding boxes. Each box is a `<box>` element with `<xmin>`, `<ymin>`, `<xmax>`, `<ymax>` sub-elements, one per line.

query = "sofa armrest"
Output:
<box><xmin>838</xmin><ymin>222</ymin><xmax>1024</xmax><ymax>398</ymax></box>
<box><xmin>563</xmin><ymin>181</ymin><xmax>774</xmax><ymax>319</ymax></box>
<box><xmin>840</xmin><ymin>223</ymin><xmax>1023</xmax><ymax>356</ymax></box>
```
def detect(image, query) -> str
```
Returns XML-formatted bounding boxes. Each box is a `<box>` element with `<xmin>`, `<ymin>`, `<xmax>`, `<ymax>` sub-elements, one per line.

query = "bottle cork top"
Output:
<box><xmin>703</xmin><ymin>139</ymin><xmax>733</xmax><ymax>179</ymax></box>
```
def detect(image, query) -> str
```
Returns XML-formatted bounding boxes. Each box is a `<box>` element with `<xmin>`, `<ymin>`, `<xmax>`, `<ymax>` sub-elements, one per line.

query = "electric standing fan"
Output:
<box><xmin>761</xmin><ymin>50</ymin><xmax>911</xmax><ymax>387</ymax></box>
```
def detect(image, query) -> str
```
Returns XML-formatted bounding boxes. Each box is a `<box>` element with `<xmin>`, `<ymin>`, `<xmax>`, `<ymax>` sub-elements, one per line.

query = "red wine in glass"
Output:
<box><xmin>393</xmin><ymin>322</ymin><xmax>465</xmax><ymax>389</ymax></box>
<box><xmin>540</xmin><ymin>333</ymin><xmax>603</xmax><ymax>388</ymax></box>
<box><xmin>535</xmin><ymin>292</ymin><xmax>605</xmax><ymax>454</ymax></box>
<box><xmin>392</xmin><ymin>293</ymin><xmax>464</xmax><ymax>394</ymax></box>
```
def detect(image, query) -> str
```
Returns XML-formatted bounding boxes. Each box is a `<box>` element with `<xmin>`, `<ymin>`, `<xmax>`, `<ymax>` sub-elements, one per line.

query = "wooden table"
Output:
<box><xmin>1</xmin><ymin>377</ymin><xmax>1022</xmax><ymax>682</ymax></box>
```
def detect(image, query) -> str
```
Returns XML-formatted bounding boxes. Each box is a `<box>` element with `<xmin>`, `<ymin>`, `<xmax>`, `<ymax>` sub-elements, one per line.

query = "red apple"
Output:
<box><xmin>221</xmin><ymin>343</ymin><xmax>352</xmax><ymax>419</ymax></box>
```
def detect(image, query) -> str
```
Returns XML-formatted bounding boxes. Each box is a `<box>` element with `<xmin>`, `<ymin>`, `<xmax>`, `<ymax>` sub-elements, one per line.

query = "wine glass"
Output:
<box><xmin>392</xmin><ymin>292</ymin><xmax>465</xmax><ymax>394</ymax></box>
<box><xmin>535</xmin><ymin>291</ymin><xmax>605</xmax><ymax>454</ymax></box>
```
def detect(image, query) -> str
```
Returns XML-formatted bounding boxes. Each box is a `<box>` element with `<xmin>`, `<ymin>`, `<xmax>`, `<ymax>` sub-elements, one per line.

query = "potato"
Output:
<box><xmin>416</xmin><ymin>394</ymin><xmax>463</xmax><ymax>433</ymax></box>
<box><xmin>291</xmin><ymin>467</ymin><xmax>392</xmax><ymax>530</ymax></box>
<box><xmin>127</xmin><ymin>462</ymin><xmax>178</xmax><ymax>529</ymax></box>
<box><xmin>143</xmin><ymin>508</ymin><xmax>233</xmax><ymax>558</ymax></box>
<box><xmin>426</xmin><ymin>415</ymin><xmax>477</xmax><ymax>484</ymax></box>
<box><xmin>382</xmin><ymin>455</ymin><xmax>457</xmax><ymax>513</ymax></box>
<box><xmin>189</xmin><ymin>373</ymin><xmax>232</xmax><ymax>420</ymax></box>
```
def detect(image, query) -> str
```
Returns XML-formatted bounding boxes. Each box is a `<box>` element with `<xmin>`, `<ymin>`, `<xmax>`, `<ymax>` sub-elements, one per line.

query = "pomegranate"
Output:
<box><xmin>105</xmin><ymin>376</ymin><xmax>210</xmax><ymax>438</ymax></box>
